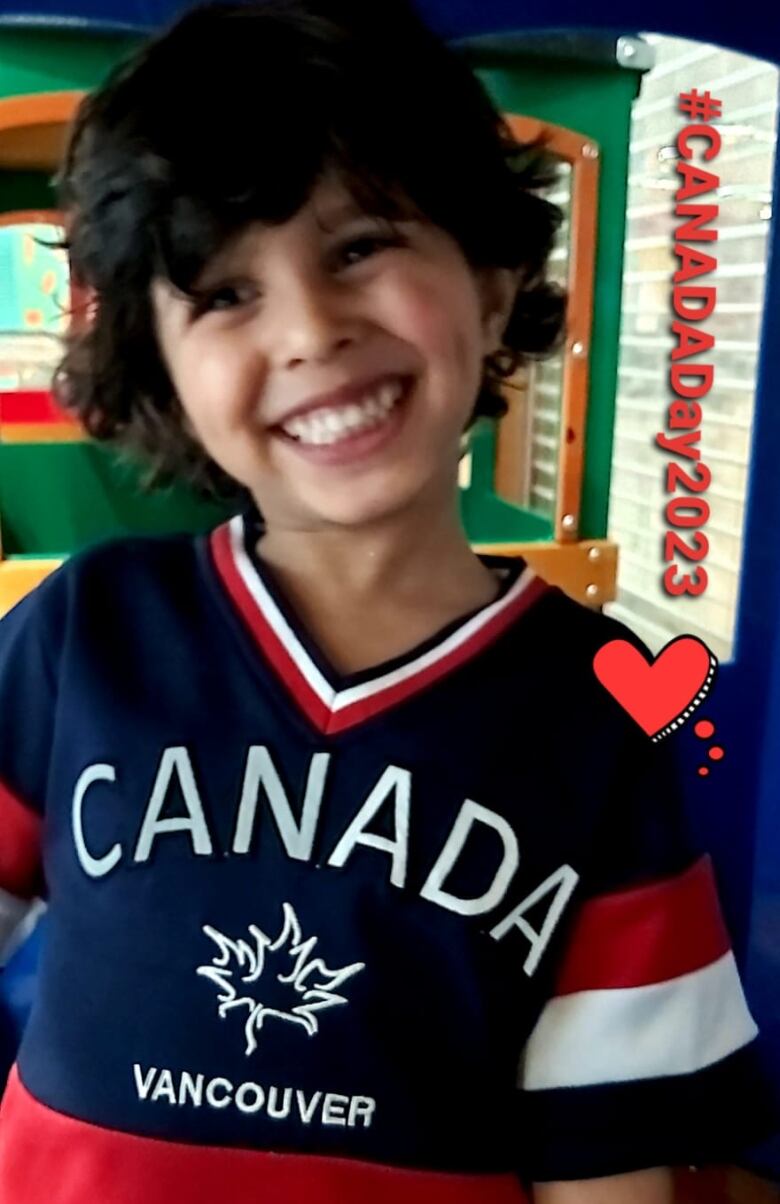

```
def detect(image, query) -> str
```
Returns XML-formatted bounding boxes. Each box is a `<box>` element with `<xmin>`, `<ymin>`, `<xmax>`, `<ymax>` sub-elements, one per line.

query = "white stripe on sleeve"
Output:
<box><xmin>521</xmin><ymin>951</ymin><xmax>758</xmax><ymax>1090</ymax></box>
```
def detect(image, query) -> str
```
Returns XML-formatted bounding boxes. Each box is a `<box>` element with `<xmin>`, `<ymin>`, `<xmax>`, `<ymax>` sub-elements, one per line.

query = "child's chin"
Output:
<box><xmin>304</xmin><ymin>479</ymin><xmax>421</xmax><ymax>529</ymax></box>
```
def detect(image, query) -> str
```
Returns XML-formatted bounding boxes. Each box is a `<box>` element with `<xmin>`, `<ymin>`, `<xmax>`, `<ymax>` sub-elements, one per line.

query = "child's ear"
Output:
<box><xmin>478</xmin><ymin>266</ymin><xmax>523</xmax><ymax>355</ymax></box>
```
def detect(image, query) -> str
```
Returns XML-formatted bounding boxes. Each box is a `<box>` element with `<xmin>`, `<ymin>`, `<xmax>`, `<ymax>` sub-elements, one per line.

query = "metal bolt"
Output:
<box><xmin>562</xmin><ymin>513</ymin><xmax>577</xmax><ymax>530</ymax></box>
<box><xmin>582</xmin><ymin>143</ymin><xmax>599</xmax><ymax>160</ymax></box>
<box><xmin>572</xmin><ymin>341</ymin><xmax>587</xmax><ymax>357</ymax></box>
<box><xmin>588</xmin><ymin>546</ymin><xmax>601</xmax><ymax>561</ymax></box>
<box><xmin>586</xmin><ymin>584</ymin><xmax>599</xmax><ymax>599</ymax></box>
<box><xmin>616</xmin><ymin>36</ymin><xmax>656</xmax><ymax>71</ymax></box>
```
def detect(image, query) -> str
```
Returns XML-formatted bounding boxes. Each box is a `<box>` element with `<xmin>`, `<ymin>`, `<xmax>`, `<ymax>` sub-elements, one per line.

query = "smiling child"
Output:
<box><xmin>0</xmin><ymin>1</ymin><xmax>774</xmax><ymax>1201</ymax></box>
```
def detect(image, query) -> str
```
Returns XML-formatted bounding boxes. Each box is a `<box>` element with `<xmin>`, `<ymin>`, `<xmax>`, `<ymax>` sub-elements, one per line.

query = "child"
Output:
<box><xmin>0</xmin><ymin>1</ymin><xmax>774</xmax><ymax>1200</ymax></box>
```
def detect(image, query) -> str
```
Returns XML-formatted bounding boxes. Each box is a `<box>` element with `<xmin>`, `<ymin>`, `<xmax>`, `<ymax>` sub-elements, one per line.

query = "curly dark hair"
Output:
<box><xmin>51</xmin><ymin>0</ymin><xmax>567</xmax><ymax>502</ymax></box>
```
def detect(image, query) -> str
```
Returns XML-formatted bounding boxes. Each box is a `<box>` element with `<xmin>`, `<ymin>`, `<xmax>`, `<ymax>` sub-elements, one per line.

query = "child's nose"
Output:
<box><xmin>266</xmin><ymin>279</ymin><xmax>362</xmax><ymax>368</ymax></box>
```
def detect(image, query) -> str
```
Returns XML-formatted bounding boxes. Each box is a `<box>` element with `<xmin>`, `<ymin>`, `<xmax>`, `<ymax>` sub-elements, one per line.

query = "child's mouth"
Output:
<box><xmin>273</xmin><ymin>375</ymin><xmax>413</xmax><ymax>465</ymax></box>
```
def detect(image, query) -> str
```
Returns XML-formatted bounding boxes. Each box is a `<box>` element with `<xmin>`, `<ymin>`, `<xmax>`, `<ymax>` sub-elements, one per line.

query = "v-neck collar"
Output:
<box><xmin>208</xmin><ymin>508</ymin><xmax>551</xmax><ymax>736</ymax></box>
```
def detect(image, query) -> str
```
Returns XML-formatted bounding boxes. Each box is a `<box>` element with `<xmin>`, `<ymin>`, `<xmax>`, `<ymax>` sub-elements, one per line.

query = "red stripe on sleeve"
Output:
<box><xmin>0</xmin><ymin>777</ymin><xmax>43</xmax><ymax>898</ymax></box>
<box><xmin>554</xmin><ymin>855</ymin><xmax>730</xmax><ymax>995</ymax></box>
<box><xmin>0</xmin><ymin>1067</ymin><xmax>529</xmax><ymax>1204</ymax></box>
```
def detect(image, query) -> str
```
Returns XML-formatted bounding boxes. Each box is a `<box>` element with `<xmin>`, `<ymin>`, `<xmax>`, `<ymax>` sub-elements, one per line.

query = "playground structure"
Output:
<box><xmin>0</xmin><ymin>23</ymin><xmax>654</xmax><ymax>616</ymax></box>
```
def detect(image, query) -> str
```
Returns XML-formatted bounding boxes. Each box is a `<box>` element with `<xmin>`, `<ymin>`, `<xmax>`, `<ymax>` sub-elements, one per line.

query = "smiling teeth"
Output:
<box><xmin>282</xmin><ymin>379</ymin><xmax>405</xmax><ymax>445</ymax></box>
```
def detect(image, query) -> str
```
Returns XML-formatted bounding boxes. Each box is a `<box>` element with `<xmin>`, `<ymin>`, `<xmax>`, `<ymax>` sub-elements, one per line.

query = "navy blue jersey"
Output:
<box><xmin>0</xmin><ymin>507</ymin><xmax>773</xmax><ymax>1203</ymax></box>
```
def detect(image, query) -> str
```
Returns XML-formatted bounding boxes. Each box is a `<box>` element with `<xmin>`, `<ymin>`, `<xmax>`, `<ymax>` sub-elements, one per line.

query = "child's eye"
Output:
<box><xmin>191</xmin><ymin>284</ymin><xmax>255</xmax><ymax>316</ymax></box>
<box><xmin>187</xmin><ymin>232</ymin><xmax>403</xmax><ymax>317</ymax></box>
<box><xmin>338</xmin><ymin>233</ymin><xmax>402</xmax><ymax>267</ymax></box>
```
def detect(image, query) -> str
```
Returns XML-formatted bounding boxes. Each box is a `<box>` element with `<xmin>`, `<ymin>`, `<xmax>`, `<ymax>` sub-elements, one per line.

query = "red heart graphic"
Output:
<box><xmin>593</xmin><ymin>636</ymin><xmax>717</xmax><ymax>739</ymax></box>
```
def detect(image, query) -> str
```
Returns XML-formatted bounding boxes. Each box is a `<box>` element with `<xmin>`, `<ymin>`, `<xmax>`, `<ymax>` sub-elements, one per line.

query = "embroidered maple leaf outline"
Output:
<box><xmin>197</xmin><ymin>902</ymin><xmax>365</xmax><ymax>1056</ymax></box>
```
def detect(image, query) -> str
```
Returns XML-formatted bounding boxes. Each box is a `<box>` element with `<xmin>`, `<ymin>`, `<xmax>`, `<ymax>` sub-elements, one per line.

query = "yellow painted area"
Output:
<box><xmin>0</xmin><ymin>94</ymin><xmax>86</xmax><ymax>172</ymax></box>
<box><xmin>472</xmin><ymin>538</ymin><xmax>618</xmax><ymax>609</ymax></box>
<box><xmin>0</xmin><ymin>540</ymin><xmax>618</xmax><ymax>615</ymax></box>
<box><xmin>0</xmin><ymin>423</ymin><xmax>84</xmax><ymax>443</ymax></box>
<box><xmin>0</xmin><ymin>559</ymin><xmax>62</xmax><ymax>617</ymax></box>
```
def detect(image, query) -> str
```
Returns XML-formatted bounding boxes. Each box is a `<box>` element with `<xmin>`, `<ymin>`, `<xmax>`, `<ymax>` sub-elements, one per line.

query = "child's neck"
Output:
<box><xmin>255</xmin><ymin>494</ymin><xmax>500</xmax><ymax>677</ymax></box>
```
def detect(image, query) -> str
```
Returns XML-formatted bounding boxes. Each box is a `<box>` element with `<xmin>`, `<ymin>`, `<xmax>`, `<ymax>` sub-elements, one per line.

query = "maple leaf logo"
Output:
<box><xmin>197</xmin><ymin>902</ymin><xmax>365</xmax><ymax>1056</ymax></box>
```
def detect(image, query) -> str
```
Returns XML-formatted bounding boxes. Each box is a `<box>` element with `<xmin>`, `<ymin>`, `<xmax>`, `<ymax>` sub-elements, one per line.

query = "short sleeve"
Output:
<box><xmin>0</xmin><ymin>576</ymin><xmax>63</xmax><ymax>917</ymax></box>
<box><xmin>519</xmin><ymin>720</ymin><xmax>778</xmax><ymax>1182</ymax></box>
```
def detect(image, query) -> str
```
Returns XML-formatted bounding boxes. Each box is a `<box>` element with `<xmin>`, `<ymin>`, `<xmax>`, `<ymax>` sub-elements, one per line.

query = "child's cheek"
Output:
<box><xmin>187</xmin><ymin>331</ymin><xmax>264</xmax><ymax>433</ymax></box>
<box><xmin>386</xmin><ymin>274</ymin><xmax>467</xmax><ymax>366</ymax></box>
<box><xmin>396</xmin><ymin>286</ymin><xmax>483</xmax><ymax>423</ymax></box>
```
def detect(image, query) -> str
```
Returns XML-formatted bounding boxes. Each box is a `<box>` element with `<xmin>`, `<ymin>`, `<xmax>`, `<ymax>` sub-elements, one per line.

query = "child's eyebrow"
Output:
<box><xmin>189</xmin><ymin>197</ymin><xmax>400</xmax><ymax>292</ymax></box>
<box><xmin>314</xmin><ymin>197</ymin><xmax>379</xmax><ymax>229</ymax></box>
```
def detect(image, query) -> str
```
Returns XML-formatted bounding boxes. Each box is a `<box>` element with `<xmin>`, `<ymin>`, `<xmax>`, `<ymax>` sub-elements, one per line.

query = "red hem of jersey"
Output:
<box><xmin>0</xmin><ymin>1067</ymin><xmax>530</xmax><ymax>1204</ymax></box>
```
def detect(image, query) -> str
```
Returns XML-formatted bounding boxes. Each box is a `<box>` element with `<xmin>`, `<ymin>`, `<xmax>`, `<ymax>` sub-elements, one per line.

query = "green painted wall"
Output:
<box><xmin>473</xmin><ymin>48</ymin><xmax>641</xmax><ymax>539</ymax></box>
<box><xmin>0</xmin><ymin>27</ymin><xmax>141</xmax><ymax>98</ymax></box>
<box><xmin>0</xmin><ymin>444</ymin><xmax>232</xmax><ymax>556</ymax></box>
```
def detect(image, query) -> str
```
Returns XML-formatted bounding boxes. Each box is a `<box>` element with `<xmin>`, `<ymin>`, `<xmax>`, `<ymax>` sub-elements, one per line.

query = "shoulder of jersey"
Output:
<box><xmin>16</xmin><ymin>527</ymin><xmax>204</xmax><ymax>622</ymax></box>
<box><xmin>534</xmin><ymin>578</ymin><xmax>654</xmax><ymax>665</ymax></box>
<box><xmin>526</xmin><ymin>585</ymin><xmax>663</xmax><ymax>769</ymax></box>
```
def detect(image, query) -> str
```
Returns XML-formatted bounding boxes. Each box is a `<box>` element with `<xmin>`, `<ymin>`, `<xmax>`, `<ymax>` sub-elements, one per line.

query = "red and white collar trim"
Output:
<box><xmin>210</xmin><ymin>514</ymin><xmax>550</xmax><ymax>736</ymax></box>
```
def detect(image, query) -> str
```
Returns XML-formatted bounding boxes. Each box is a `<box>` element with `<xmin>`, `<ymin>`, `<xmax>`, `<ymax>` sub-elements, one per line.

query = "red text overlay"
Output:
<box><xmin>658</xmin><ymin>89</ymin><xmax>722</xmax><ymax>598</ymax></box>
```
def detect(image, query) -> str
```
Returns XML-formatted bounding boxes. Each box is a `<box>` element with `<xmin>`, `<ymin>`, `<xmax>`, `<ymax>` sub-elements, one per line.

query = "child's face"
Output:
<box><xmin>150</xmin><ymin>173</ymin><xmax>518</xmax><ymax>531</ymax></box>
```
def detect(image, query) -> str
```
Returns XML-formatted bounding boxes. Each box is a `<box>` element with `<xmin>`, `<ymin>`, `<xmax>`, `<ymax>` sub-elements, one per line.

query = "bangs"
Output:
<box><xmin>56</xmin><ymin>0</ymin><xmax>457</xmax><ymax>297</ymax></box>
<box><xmin>151</xmin><ymin>158</ymin><xmax>422</xmax><ymax>300</ymax></box>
